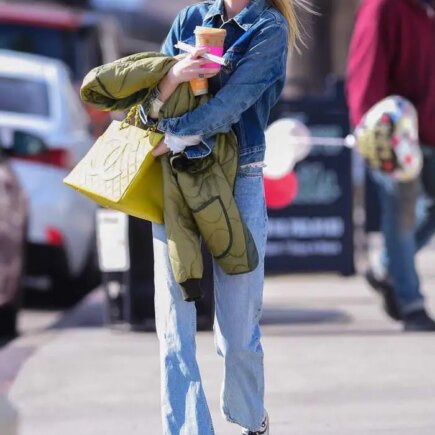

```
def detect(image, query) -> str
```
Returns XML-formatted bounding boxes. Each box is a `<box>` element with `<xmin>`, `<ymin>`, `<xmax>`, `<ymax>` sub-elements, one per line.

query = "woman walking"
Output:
<box><xmin>142</xmin><ymin>1</ymin><xmax>303</xmax><ymax>433</ymax></box>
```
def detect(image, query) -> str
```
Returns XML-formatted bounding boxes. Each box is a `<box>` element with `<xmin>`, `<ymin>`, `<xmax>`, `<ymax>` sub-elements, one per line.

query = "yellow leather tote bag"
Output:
<box><xmin>63</xmin><ymin>109</ymin><xmax>164</xmax><ymax>224</ymax></box>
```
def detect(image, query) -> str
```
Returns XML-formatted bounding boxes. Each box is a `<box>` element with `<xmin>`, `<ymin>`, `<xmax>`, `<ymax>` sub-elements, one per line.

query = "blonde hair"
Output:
<box><xmin>268</xmin><ymin>0</ymin><xmax>312</xmax><ymax>49</ymax></box>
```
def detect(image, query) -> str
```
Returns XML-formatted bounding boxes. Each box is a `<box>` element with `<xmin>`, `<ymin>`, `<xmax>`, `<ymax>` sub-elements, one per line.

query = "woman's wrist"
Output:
<box><xmin>157</xmin><ymin>68</ymin><xmax>180</xmax><ymax>103</ymax></box>
<box><xmin>166</xmin><ymin>67</ymin><xmax>180</xmax><ymax>86</ymax></box>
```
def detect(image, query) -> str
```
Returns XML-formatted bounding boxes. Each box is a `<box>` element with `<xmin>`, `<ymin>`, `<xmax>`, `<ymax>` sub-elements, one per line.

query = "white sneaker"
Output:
<box><xmin>242</xmin><ymin>412</ymin><xmax>269</xmax><ymax>435</ymax></box>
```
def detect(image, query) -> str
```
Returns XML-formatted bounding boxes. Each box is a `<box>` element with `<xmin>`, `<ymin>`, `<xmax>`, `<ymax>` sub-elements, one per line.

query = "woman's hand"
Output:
<box><xmin>167</xmin><ymin>47</ymin><xmax>221</xmax><ymax>85</ymax></box>
<box><xmin>152</xmin><ymin>139</ymin><xmax>170</xmax><ymax>157</ymax></box>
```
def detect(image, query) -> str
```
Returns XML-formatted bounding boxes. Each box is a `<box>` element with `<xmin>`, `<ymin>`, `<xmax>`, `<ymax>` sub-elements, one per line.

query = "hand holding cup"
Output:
<box><xmin>168</xmin><ymin>47</ymin><xmax>221</xmax><ymax>86</ymax></box>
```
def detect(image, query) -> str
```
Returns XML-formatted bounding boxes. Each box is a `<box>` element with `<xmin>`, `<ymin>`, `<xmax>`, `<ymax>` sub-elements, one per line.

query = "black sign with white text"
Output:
<box><xmin>265</xmin><ymin>85</ymin><xmax>355</xmax><ymax>275</ymax></box>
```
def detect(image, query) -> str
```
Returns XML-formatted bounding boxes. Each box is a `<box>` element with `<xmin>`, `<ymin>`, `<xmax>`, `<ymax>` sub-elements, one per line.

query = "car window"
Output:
<box><xmin>0</xmin><ymin>77</ymin><xmax>50</xmax><ymax>116</ymax></box>
<box><xmin>0</xmin><ymin>23</ymin><xmax>79</xmax><ymax>79</ymax></box>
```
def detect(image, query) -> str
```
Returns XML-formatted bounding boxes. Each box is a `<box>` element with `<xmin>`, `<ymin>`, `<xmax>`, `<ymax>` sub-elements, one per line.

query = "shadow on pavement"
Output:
<box><xmin>49</xmin><ymin>288</ymin><xmax>404</xmax><ymax>338</ymax></box>
<box><xmin>50</xmin><ymin>288</ymin><xmax>355</xmax><ymax>331</ymax></box>
<box><xmin>51</xmin><ymin>289</ymin><xmax>105</xmax><ymax>330</ymax></box>
<box><xmin>261</xmin><ymin>307</ymin><xmax>350</xmax><ymax>325</ymax></box>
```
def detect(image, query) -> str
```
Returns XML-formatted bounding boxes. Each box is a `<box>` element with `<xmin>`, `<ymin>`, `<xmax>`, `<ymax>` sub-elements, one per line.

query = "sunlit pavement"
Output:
<box><xmin>2</xmin><ymin>245</ymin><xmax>435</xmax><ymax>435</ymax></box>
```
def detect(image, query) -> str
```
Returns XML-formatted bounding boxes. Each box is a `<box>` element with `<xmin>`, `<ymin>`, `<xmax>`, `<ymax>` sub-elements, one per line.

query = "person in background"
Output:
<box><xmin>346</xmin><ymin>0</ymin><xmax>435</xmax><ymax>332</ymax></box>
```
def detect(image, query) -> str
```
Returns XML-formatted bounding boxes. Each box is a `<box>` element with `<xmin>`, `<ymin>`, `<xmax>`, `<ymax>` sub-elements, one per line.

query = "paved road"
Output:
<box><xmin>2</xmin><ymin>244</ymin><xmax>435</xmax><ymax>435</ymax></box>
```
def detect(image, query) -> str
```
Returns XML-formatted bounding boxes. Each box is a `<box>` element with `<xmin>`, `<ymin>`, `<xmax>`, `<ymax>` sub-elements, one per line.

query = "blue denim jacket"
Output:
<box><xmin>140</xmin><ymin>0</ymin><xmax>289</xmax><ymax>165</ymax></box>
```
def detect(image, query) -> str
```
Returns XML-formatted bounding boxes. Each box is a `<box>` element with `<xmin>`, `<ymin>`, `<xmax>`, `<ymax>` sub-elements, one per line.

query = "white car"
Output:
<box><xmin>0</xmin><ymin>50</ymin><xmax>99</xmax><ymax>301</ymax></box>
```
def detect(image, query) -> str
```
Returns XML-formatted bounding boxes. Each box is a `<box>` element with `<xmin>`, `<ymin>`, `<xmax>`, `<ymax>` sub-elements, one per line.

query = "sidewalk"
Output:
<box><xmin>4</xmin><ymin>246</ymin><xmax>435</xmax><ymax>435</ymax></box>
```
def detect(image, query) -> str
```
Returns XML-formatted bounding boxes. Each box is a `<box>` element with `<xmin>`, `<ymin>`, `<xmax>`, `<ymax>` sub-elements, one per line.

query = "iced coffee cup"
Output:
<box><xmin>190</xmin><ymin>26</ymin><xmax>227</xmax><ymax>96</ymax></box>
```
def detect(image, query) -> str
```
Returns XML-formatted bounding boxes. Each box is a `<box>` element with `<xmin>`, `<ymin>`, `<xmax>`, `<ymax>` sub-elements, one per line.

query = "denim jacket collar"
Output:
<box><xmin>204</xmin><ymin>0</ymin><xmax>268</xmax><ymax>31</ymax></box>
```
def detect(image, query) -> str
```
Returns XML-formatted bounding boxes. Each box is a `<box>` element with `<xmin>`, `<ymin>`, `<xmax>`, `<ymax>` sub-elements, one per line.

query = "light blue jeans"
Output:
<box><xmin>152</xmin><ymin>165</ymin><xmax>268</xmax><ymax>435</ymax></box>
<box><xmin>371</xmin><ymin>146</ymin><xmax>435</xmax><ymax>314</ymax></box>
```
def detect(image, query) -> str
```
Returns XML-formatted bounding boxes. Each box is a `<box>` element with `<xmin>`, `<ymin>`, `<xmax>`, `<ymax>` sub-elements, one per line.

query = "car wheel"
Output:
<box><xmin>2</xmin><ymin>220</ymin><xmax>27</xmax><ymax>339</ymax></box>
<box><xmin>50</xmin><ymin>273</ymin><xmax>74</xmax><ymax>307</ymax></box>
<box><xmin>75</xmin><ymin>243</ymin><xmax>101</xmax><ymax>294</ymax></box>
<box><xmin>0</xmin><ymin>305</ymin><xmax>18</xmax><ymax>339</ymax></box>
<box><xmin>48</xmin><ymin>238</ymin><xmax>100</xmax><ymax>307</ymax></box>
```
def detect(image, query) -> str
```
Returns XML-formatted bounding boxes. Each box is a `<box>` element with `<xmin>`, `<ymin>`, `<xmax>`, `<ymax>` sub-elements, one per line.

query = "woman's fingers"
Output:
<box><xmin>152</xmin><ymin>140</ymin><xmax>170</xmax><ymax>157</ymax></box>
<box><xmin>188</xmin><ymin>59</ymin><xmax>207</xmax><ymax>69</ymax></box>
<box><xmin>190</xmin><ymin>67</ymin><xmax>221</xmax><ymax>74</ymax></box>
<box><xmin>170</xmin><ymin>52</ymin><xmax>221</xmax><ymax>84</ymax></box>
<box><xmin>190</xmin><ymin>67</ymin><xmax>221</xmax><ymax>79</ymax></box>
<box><xmin>190</xmin><ymin>47</ymin><xmax>209</xmax><ymax>59</ymax></box>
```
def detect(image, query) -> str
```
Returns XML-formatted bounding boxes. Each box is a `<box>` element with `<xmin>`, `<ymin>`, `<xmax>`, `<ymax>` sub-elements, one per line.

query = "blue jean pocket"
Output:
<box><xmin>237</xmin><ymin>164</ymin><xmax>264</xmax><ymax>178</ymax></box>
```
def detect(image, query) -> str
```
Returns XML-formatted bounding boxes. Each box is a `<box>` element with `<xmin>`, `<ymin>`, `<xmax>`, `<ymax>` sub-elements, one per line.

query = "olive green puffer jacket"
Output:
<box><xmin>81</xmin><ymin>52</ymin><xmax>258</xmax><ymax>301</ymax></box>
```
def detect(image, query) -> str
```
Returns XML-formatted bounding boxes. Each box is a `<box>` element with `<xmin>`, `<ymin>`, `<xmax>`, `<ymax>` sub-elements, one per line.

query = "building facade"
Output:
<box><xmin>285</xmin><ymin>0</ymin><xmax>360</xmax><ymax>98</ymax></box>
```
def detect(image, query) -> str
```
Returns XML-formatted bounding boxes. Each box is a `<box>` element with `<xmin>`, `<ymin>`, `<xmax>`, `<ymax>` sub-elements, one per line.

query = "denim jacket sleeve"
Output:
<box><xmin>157</xmin><ymin>22</ymin><xmax>289</xmax><ymax>156</ymax></box>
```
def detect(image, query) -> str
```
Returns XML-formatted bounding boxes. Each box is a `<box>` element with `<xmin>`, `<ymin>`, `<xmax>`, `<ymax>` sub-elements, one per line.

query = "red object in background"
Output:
<box><xmin>13</xmin><ymin>149</ymin><xmax>72</xmax><ymax>170</ymax></box>
<box><xmin>382</xmin><ymin>161</ymin><xmax>394</xmax><ymax>172</ymax></box>
<box><xmin>45</xmin><ymin>227</ymin><xmax>64</xmax><ymax>246</ymax></box>
<box><xmin>85</xmin><ymin>105</ymin><xmax>111</xmax><ymax>138</ymax></box>
<box><xmin>0</xmin><ymin>3</ymin><xmax>83</xmax><ymax>30</ymax></box>
<box><xmin>264</xmin><ymin>172</ymin><xmax>299</xmax><ymax>209</ymax></box>
<box><xmin>346</xmin><ymin>0</ymin><xmax>435</xmax><ymax>148</ymax></box>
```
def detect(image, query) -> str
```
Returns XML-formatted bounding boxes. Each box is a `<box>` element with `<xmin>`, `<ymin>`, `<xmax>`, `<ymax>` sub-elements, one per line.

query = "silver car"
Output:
<box><xmin>0</xmin><ymin>50</ymin><xmax>99</xmax><ymax>304</ymax></box>
<box><xmin>0</xmin><ymin>134</ymin><xmax>27</xmax><ymax>338</ymax></box>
